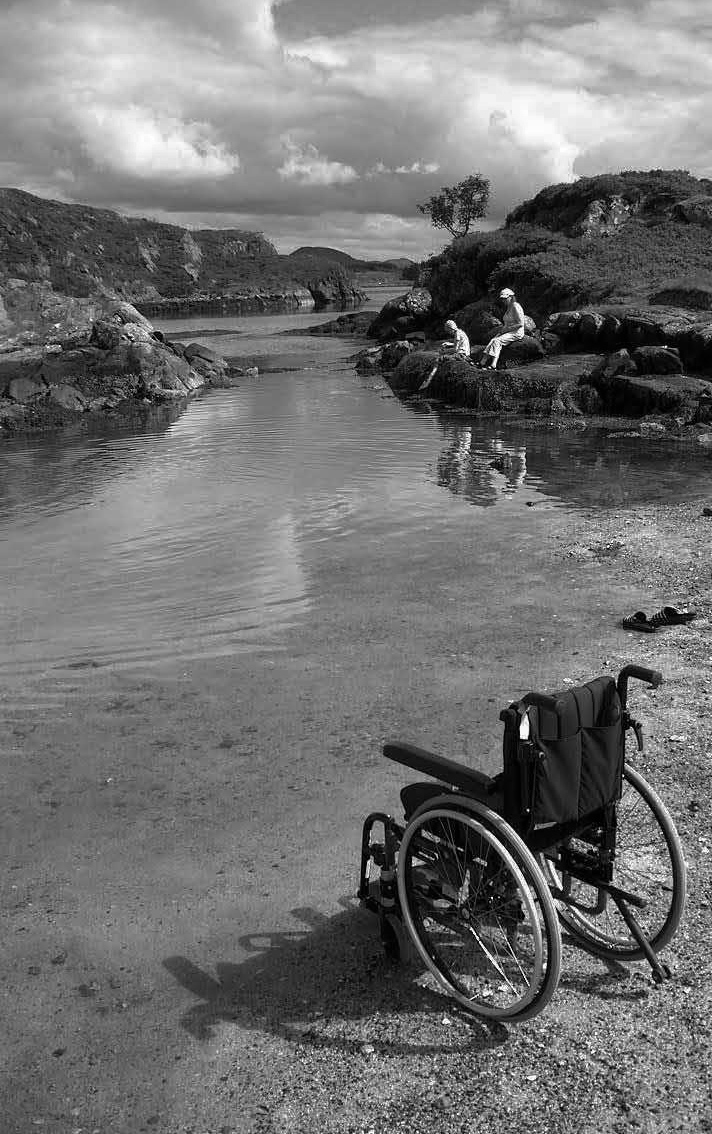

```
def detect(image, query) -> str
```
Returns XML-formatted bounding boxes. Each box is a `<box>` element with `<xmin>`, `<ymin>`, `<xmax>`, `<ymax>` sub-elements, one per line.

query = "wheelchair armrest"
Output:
<box><xmin>383</xmin><ymin>741</ymin><xmax>498</xmax><ymax>800</ymax></box>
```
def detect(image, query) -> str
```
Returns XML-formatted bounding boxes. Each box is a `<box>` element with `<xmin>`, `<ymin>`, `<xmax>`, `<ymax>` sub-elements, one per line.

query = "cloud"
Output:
<box><xmin>0</xmin><ymin>0</ymin><xmax>711</xmax><ymax>257</ymax></box>
<box><xmin>74</xmin><ymin>105</ymin><xmax>239</xmax><ymax>180</ymax></box>
<box><xmin>277</xmin><ymin>138</ymin><xmax>358</xmax><ymax>186</ymax></box>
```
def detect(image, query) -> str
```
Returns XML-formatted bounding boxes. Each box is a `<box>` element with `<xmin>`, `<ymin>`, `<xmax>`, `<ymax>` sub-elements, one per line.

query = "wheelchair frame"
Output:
<box><xmin>358</xmin><ymin>664</ymin><xmax>687</xmax><ymax>1023</ymax></box>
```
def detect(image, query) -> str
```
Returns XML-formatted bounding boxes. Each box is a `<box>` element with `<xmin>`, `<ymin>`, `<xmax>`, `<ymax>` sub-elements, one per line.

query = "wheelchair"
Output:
<box><xmin>358</xmin><ymin>665</ymin><xmax>686</xmax><ymax>1023</ymax></box>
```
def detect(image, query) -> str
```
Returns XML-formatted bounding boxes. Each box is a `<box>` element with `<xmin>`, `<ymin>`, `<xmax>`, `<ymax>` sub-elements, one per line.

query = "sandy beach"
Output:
<box><xmin>2</xmin><ymin>492</ymin><xmax>711</xmax><ymax>1134</ymax></box>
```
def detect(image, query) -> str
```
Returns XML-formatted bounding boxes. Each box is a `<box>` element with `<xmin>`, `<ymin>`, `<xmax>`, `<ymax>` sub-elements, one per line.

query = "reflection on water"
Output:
<box><xmin>1</xmin><ymin>302</ymin><xmax>711</xmax><ymax>707</ymax></box>
<box><xmin>437</xmin><ymin>428</ymin><xmax>527</xmax><ymax>507</ymax></box>
<box><xmin>427</xmin><ymin>408</ymin><xmax>712</xmax><ymax>510</ymax></box>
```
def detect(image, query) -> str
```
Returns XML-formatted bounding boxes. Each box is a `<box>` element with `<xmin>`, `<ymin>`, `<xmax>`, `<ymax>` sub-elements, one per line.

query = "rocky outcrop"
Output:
<box><xmin>136</xmin><ymin>288</ymin><xmax>317</xmax><ymax>319</ymax></box>
<box><xmin>672</xmin><ymin>196</ymin><xmax>712</xmax><ymax>228</ymax></box>
<box><xmin>572</xmin><ymin>196</ymin><xmax>639</xmax><ymax>238</ymax></box>
<box><xmin>540</xmin><ymin>304</ymin><xmax>712</xmax><ymax>371</ymax></box>
<box><xmin>356</xmin><ymin>289</ymin><xmax>712</xmax><ymax>429</ymax></box>
<box><xmin>367</xmin><ymin>288</ymin><xmax>433</xmax><ymax>340</ymax></box>
<box><xmin>291</xmin><ymin>311</ymin><xmax>374</xmax><ymax>337</ymax></box>
<box><xmin>384</xmin><ymin>350</ymin><xmax>592</xmax><ymax>417</ymax></box>
<box><xmin>0</xmin><ymin>302</ymin><xmax>250</xmax><ymax>435</ymax></box>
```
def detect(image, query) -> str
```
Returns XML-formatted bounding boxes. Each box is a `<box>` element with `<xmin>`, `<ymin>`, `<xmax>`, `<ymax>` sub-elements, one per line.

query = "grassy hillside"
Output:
<box><xmin>422</xmin><ymin>170</ymin><xmax>712</xmax><ymax>319</ymax></box>
<box><xmin>0</xmin><ymin>189</ymin><xmax>366</xmax><ymax>304</ymax></box>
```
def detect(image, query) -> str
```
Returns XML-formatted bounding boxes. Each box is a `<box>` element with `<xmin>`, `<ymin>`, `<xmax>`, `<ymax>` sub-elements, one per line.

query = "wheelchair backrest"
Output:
<box><xmin>501</xmin><ymin>675</ymin><xmax>624</xmax><ymax>830</ymax></box>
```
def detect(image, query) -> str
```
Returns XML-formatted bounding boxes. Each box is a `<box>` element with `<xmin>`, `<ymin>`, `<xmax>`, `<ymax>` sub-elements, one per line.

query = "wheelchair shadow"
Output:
<box><xmin>163</xmin><ymin>898</ymin><xmax>508</xmax><ymax>1055</ymax></box>
<box><xmin>557</xmin><ymin>930</ymin><xmax>652</xmax><ymax>1003</ymax></box>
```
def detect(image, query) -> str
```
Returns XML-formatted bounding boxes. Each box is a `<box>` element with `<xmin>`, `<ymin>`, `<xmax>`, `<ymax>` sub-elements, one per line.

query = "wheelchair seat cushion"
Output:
<box><xmin>503</xmin><ymin>675</ymin><xmax>624</xmax><ymax>827</ymax></box>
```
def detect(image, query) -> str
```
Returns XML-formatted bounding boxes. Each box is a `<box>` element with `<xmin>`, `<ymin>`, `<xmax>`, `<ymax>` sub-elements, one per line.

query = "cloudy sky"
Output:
<box><xmin>0</xmin><ymin>0</ymin><xmax>710</xmax><ymax>260</ymax></box>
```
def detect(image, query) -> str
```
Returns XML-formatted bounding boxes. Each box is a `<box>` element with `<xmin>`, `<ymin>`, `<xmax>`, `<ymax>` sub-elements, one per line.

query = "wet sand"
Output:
<box><xmin>2</xmin><ymin>498</ymin><xmax>711</xmax><ymax>1133</ymax></box>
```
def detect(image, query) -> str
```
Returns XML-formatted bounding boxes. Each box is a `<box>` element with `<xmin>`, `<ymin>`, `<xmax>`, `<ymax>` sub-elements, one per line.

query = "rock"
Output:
<box><xmin>47</xmin><ymin>384</ymin><xmax>87</xmax><ymax>412</ymax></box>
<box><xmin>367</xmin><ymin>288</ymin><xmax>432</xmax><ymax>340</ymax></box>
<box><xmin>34</xmin><ymin>347</ymin><xmax>104</xmax><ymax>386</ymax></box>
<box><xmin>598</xmin><ymin>313</ymin><xmax>624</xmax><ymax>349</ymax></box>
<box><xmin>573</xmin><ymin>195</ymin><xmax>638</xmax><ymax>238</ymax></box>
<box><xmin>540</xmin><ymin>331</ymin><xmax>563</xmax><ymax>354</ymax></box>
<box><xmin>380</xmin><ymin>340</ymin><xmax>413</xmax><ymax>370</ymax></box>
<box><xmin>499</xmin><ymin>335</ymin><xmax>545</xmax><ymax>366</ymax></box>
<box><xmin>623</xmin><ymin>313</ymin><xmax>667</xmax><ymax>349</ymax></box>
<box><xmin>455</xmin><ymin>302</ymin><xmax>504</xmax><ymax>344</ymax></box>
<box><xmin>681</xmin><ymin>322</ymin><xmax>712</xmax><ymax>369</ymax></box>
<box><xmin>354</xmin><ymin>348</ymin><xmax>383</xmax><ymax>375</ymax></box>
<box><xmin>578</xmin><ymin>311</ymin><xmax>605</xmax><ymax>344</ymax></box>
<box><xmin>631</xmin><ymin>345</ymin><xmax>683</xmax><ymax>374</ymax></box>
<box><xmin>672</xmin><ymin>195</ymin><xmax>712</xmax><ymax>228</ymax></box>
<box><xmin>601</xmin><ymin>373</ymin><xmax>712</xmax><ymax>417</ymax></box>
<box><xmin>0</xmin><ymin>397</ymin><xmax>29</xmax><ymax>430</ymax></box>
<box><xmin>8</xmin><ymin>375</ymin><xmax>47</xmax><ymax>402</ymax></box>
<box><xmin>577</xmin><ymin>384</ymin><xmax>605</xmax><ymax>414</ymax></box>
<box><xmin>543</xmin><ymin>311</ymin><xmax>582</xmax><ymax>338</ymax></box>
<box><xmin>183</xmin><ymin>342</ymin><xmax>223</xmax><ymax>365</ymax></box>
<box><xmin>587</xmin><ymin>349</ymin><xmax>638</xmax><ymax>389</ymax></box>
<box><xmin>90</xmin><ymin>317</ymin><xmax>154</xmax><ymax>351</ymax></box>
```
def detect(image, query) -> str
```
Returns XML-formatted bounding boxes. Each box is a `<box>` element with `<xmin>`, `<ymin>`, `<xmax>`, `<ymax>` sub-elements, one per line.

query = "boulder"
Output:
<box><xmin>90</xmin><ymin>317</ymin><xmax>154</xmax><ymax>351</ymax></box>
<box><xmin>8</xmin><ymin>375</ymin><xmax>47</xmax><ymax>402</ymax></box>
<box><xmin>543</xmin><ymin>311</ymin><xmax>582</xmax><ymax>339</ymax></box>
<box><xmin>354</xmin><ymin>347</ymin><xmax>384</xmax><ymax>375</ymax></box>
<box><xmin>0</xmin><ymin>397</ymin><xmax>30</xmax><ymax>431</ymax></box>
<box><xmin>597</xmin><ymin>372</ymin><xmax>712</xmax><ymax>417</ymax></box>
<box><xmin>183</xmin><ymin>342</ymin><xmax>223</xmax><ymax>365</ymax></box>
<box><xmin>681</xmin><ymin>322</ymin><xmax>712</xmax><ymax>369</ymax></box>
<box><xmin>623</xmin><ymin>313</ymin><xmax>667</xmax><ymax>349</ymax></box>
<box><xmin>499</xmin><ymin>335</ymin><xmax>545</xmax><ymax>367</ymax></box>
<box><xmin>631</xmin><ymin>346</ymin><xmax>683</xmax><ymax>375</ymax></box>
<box><xmin>540</xmin><ymin>331</ymin><xmax>563</xmax><ymax>354</ymax></box>
<box><xmin>586</xmin><ymin>350</ymin><xmax>638</xmax><ymax>391</ymax></box>
<box><xmin>47</xmin><ymin>384</ymin><xmax>87</xmax><ymax>412</ymax></box>
<box><xmin>672</xmin><ymin>195</ymin><xmax>712</xmax><ymax>228</ymax></box>
<box><xmin>380</xmin><ymin>340</ymin><xmax>414</xmax><ymax>370</ymax></box>
<box><xmin>367</xmin><ymin>288</ymin><xmax>432</xmax><ymax>340</ymax></box>
<box><xmin>598</xmin><ymin>313</ymin><xmax>624</xmax><ymax>350</ymax></box>
<box><xmin>578</xmin><ymin>311</ymin><xmax>605</xmax><ymax>345</ymax></box>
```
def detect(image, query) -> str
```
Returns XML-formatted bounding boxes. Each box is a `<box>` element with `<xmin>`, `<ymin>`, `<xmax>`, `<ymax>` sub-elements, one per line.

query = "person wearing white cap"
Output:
<box><xmin>419</xmin><ymin>317</ymin><xmax>470</xmax><ymax>391</ymax></box>
<box><xmin>478</xmin><ymin>287</ymin><xmax>525</xmax><ymax>370</ymax></box>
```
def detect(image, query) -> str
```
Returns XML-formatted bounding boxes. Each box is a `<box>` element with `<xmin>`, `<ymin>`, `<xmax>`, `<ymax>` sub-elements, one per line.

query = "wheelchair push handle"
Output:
<box><xmin>519</xmin><ymin>690</ymin><xmax>560</xmax><ymax>713</ymax></box>
<box><xmin>617</xmin><ymin>664</ymin><xmax>663</xmax><ymax>707</ymax></box>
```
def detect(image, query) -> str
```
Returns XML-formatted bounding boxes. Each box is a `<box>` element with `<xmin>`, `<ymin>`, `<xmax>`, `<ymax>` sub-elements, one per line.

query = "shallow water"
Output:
<box><xmin>1</xmin><ymin>294</ymin><xmax>710</xmax><ymax>707</ymax></box>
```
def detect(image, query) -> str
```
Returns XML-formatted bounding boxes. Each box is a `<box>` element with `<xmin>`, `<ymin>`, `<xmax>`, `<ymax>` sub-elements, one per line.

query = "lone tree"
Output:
<box><xmin>417</xmin><ymin>174</ymin><xmax>490</xmax><ymax>238</ymax></box>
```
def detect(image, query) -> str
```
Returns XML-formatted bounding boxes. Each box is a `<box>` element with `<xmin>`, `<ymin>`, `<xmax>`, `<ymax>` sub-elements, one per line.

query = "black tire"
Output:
<box><xmin>397</xmin><ymin>805</ymin><xmax>562</xmax><ymax>1022</ymax></box>
<box><xmin>540</xmin><ymin>764</ymin><xmax>686</xmax><ymax>960</ymax></box>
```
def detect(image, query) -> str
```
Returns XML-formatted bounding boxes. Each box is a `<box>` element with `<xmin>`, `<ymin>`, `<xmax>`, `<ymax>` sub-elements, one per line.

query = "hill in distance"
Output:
<box><xmin>0</xmin><ymin>188</ymin><xmax>393</xmax><ymax>307</ymax></box>
<box><xmin>287</xmin><ymin>246</ymin><xmax>415</xmax><ymax>285</ymax></box>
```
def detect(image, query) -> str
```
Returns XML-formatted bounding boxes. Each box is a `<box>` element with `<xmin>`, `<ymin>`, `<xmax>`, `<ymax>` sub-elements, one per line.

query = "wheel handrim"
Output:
<box><xmin>399</xmin><ymin>809</ymin><xmax>546</xmax><ymax>1018</ymax></box>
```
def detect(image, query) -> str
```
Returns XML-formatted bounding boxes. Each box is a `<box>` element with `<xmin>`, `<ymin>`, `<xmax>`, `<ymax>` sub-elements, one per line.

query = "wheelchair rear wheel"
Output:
<box><xmin>541</xmin><ymin>764</ymin><xmax>686</xmax><ymax>960</ymax></box>
<box><xmin>397</xmin><ymin>807</ymin><xmax>562</xmax><ymax>1022</ymax></box>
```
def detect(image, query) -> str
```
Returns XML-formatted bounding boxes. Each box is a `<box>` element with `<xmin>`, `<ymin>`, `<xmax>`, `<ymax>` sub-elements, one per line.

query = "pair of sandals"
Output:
<box><xmin>621</xmin><ymin>606</ymin><xmax>697</xmax><ymax>633</ymax></box>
